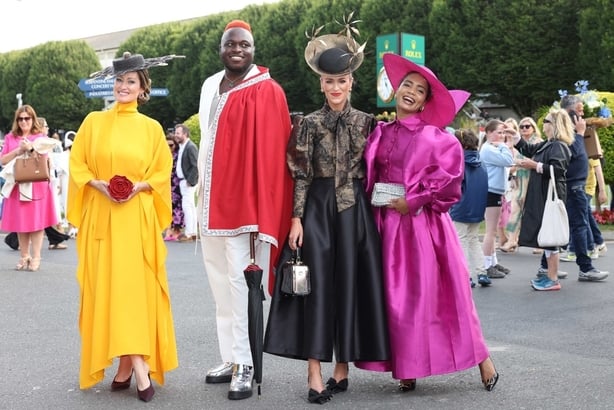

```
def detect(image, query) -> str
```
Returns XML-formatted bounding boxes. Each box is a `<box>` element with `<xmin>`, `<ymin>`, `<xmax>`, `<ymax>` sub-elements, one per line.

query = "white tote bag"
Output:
<box><xmin>537</xmin><ymin>165</ymin><xmax>569</xmax><ymax>247</ymax></box>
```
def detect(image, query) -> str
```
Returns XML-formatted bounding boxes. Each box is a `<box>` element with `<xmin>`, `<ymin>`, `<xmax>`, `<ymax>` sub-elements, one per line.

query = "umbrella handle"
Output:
<box><xmin>250</xmin><ymin>232</ymin><xmax>257</xmax><ymax>264</ymax></box>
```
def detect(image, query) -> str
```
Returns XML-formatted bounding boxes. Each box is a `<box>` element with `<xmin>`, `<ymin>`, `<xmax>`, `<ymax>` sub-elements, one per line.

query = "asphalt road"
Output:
<box><xmin>1</xmin><ymin>233</ymin><xmax>614</xmax><ymax>410</ymax></box>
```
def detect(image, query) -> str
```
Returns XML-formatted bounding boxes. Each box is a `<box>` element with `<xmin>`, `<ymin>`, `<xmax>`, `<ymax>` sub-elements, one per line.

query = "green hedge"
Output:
<box><xmin>599</xmin><ymin>126</ymin><xmax>613</xmax><ymax>183</ymax></box>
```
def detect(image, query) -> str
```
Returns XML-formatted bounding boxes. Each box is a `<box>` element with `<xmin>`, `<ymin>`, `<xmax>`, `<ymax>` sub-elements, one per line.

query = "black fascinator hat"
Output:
<box><xmin>304</xmin><ymin>12</ymin><xmax>366</xmax><ymax>76</ymax></box>
<box><xmin>90</xmin><ymin>51</ymin><xmax>185</xmax><ymax>79</ymax></box>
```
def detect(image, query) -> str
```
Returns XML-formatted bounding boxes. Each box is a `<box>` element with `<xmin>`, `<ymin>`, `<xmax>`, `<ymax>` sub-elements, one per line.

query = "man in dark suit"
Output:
<box><xmin>174</xmin><ymin>123</ymin><xmax>199</xmax><ymax>241</ymax></box>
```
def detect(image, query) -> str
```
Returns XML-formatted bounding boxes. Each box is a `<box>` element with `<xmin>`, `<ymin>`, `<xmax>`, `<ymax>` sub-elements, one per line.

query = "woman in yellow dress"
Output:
<box><xmin>68</xmin><ymin>52</ymin><xmax>182</xmax><ymax>402</ymax></box>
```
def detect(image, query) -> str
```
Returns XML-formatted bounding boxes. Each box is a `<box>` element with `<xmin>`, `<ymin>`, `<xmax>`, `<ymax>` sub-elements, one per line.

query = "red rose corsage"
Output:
<box><xmin>108</xmin><ymin>175</ymin><xmax>134</xmax><ymax>201</ymax></box>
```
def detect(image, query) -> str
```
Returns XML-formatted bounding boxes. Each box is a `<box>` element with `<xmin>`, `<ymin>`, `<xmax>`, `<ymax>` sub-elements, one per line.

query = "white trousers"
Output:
<box><xmin>453</xmin><ymin>221</ymin><xmax>483</xmax><ymax>276</ymax></box>
<box><xmin>201</xmin><ymin>234</ymin><xmax>270</xmax><ymax>366</ymax></box>
<box><xmin>180</xmin><ymin>180</ymin><xmax>197</xmax><ymax>237</ymax></box>
<box><xmin>59</xmin><ymin>172</ymin><xmax>69</xmax><ymax>222</ymax></box>
<box><xmin>51</xmin><ymin>176</ymin><xmax>61</xmax><ymax>221</ymax></box>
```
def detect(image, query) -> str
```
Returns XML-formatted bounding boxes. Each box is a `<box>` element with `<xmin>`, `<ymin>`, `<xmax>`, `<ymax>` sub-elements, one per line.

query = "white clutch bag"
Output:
<box><xmin>371</xmin><ymin>182</ymin><xmax>405</xmax><ymax>207</ymax></box>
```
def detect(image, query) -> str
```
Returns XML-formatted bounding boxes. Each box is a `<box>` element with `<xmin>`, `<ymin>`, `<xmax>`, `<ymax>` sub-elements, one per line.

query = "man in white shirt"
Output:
<box><xmin>174</xmin><ymin>124</ymin><xmax>198</xmax><ymax>241</ymax></box>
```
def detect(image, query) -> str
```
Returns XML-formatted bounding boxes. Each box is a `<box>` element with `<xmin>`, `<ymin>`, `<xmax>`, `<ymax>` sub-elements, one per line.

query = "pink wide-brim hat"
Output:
<box><xmin>383</xmin><ymin>53</ymin><xmax>456</xmax><ymax>127</ymax></box>
<box><xmin>449</xmin><ymin>89</ymin><xmax>471</xmax><ymax>114</ymax></box>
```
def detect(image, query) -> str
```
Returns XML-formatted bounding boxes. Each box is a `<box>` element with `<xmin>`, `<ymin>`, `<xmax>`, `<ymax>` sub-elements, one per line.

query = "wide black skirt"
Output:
<box><xmin>264</xmin><ymin>178</ymin><xmax>390</xmax><ymax>362</ymax></box>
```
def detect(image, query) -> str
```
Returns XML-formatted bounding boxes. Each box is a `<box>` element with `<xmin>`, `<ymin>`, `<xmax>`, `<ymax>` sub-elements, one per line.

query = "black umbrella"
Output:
<box><xmin>244</xmin><ymin>232</ymin><xmax>265</xmax><ymax>396</ymax></box>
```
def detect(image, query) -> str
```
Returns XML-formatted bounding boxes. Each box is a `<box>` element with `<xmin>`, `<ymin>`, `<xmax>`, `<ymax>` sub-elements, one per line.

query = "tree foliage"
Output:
<box><xmin>2</xmin><ymin>0</ymin><xmax>614</xmax><ymax>182</ymax></box>
<box><xmin>0</xmin><ymin>41</ymin><xmax>100</xmax><ymax>133</ymax></box>
<box><xmin>120</xmin><ymin>24</ymin><xmax>187</xmax><ymax>130</ymax></box>
<box><xmin>0</xmin><ymin>51</ymin><xmax>29</xmax><ymax>131</ymax></box>
<box><xmin>577</xmin><ymin>0</ymin><xmax>614</xmax><ymax>91</ymax></box>
<box><xmin>26</xmin><ymin>41</ymin><xmax>102</xmax><ymax>132</ymax></box>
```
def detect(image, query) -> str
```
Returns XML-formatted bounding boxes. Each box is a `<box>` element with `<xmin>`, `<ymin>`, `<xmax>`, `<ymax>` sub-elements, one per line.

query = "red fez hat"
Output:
<box><xmin>224</xmin><ymin>20</ymin><xmax>252</xmax><ymax>32</ymax></box>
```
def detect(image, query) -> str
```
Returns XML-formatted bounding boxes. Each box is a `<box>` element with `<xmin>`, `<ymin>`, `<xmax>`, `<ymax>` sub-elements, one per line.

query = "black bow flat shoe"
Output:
<box><xmin>325</xmin><ymin>377</ymin><xmax>348</xmax><ymax>394</ymax></box>
<box><xmin>308</xmin><ymin>388</ymin><xmax>331</xmax><ymax>404</ymax></box>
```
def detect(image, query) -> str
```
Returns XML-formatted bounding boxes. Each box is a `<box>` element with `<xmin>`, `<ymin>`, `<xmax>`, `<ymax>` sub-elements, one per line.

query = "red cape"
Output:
<box><xmin>206</xmin><ymin>68</ymin><xmax>293</xmax><ymax>294</ymax></box>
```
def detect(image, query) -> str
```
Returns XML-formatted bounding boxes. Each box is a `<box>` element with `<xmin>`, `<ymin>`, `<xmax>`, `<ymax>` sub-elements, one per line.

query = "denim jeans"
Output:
<box><xmin>566</xmin><ymin>184</ymin><xmax>593</xmax><ymax>272</ymax></box>
<box><xmin>568</xmin><ymin>192</ymin><xmax>603</xmax><ymax>253</ymax></box>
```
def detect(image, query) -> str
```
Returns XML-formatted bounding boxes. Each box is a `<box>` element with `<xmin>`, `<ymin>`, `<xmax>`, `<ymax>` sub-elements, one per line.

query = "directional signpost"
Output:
<box><xmin>78</xmin><ymin>78</ymin><xmax>170</xmax><ymax>99</ymax></box>
<box><xmin>78</xmin><ymin>78</ymin><xmax>115</xmax><ymax>91</ymax></box>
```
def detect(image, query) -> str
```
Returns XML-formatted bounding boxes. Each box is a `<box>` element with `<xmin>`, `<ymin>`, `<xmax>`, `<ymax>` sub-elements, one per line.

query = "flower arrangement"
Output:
<box><xmin>593</xmin><ymin>209</ymin><xmax>614</xmax><ymax>225</ymax></box>
<box><xmin>558</xmin><ymin>80</ymin><xmax>612</xmax><ymax>119</ymax></box>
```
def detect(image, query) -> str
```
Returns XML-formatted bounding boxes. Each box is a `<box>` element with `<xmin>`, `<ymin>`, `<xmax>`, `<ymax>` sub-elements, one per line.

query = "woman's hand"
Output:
<box><xmin>88</xmin><ymin>179</ymin><xmax>112</xmax><ymax>200</ymax></box>
<box><xmin>88</xmin><ymin>179</ymin><xmax>150</xmax><ymax>203</ymax></box>
<box><xmin>18</xmin><ymin>138</ymin><xmax>33</xmax><ymax>154</ymax></box>
<box><xmin>116</xmin><ymin>181</ymin><xmax>151</xmax><ymax>203</ymax></box>
<box><xmin>516</xmin><ymin>157</ymin><xmax>537</xmax><ymax>170</ymax></box>
<box><xmin>127</xmin><ymin>181</ymin><xmax>150</xmax><ymax>200</ymax></box>
<box><xmin>288</xmin><ymin>217</ymin><xmax>303</xmax><ymax>250</ymax></box>
<box><xmin>388</xmin><ymin>197</ymin><xmax>409</xmax><ymax>215</ymax></box>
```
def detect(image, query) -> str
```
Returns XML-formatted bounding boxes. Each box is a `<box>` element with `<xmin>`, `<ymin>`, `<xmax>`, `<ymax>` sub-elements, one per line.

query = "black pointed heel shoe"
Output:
<box><xmin>480</xmin><ymin>357</ymin><xmax>499</xmax><ymax>392</ymax></box>
<box><xmin>325</xmin><ymin>377</ymin><xmax>348</xmax><ymax>394</ymax></box>
<box><xmin>137</xmin><ymin>374</ymin><xmax>155</xmax><ymax>402</ymax></box>
<box><xmin>111</xmin><ymin>370</ymin><xmax>133</xmax><ymax>391</ymax></box>
<box><xmin>399</xmin><ymin>379</ymin><xmax>417</xmax><ymax>392</ymax></box>
<box><xmin>482</xmin><ymin>371</ymin><xmax>499</xmax><ymax>391</ymax></box>
<box><xmin>308</xmin><ymin>388</ymin><xmax>332</xmax><ymax>404</ymax></box>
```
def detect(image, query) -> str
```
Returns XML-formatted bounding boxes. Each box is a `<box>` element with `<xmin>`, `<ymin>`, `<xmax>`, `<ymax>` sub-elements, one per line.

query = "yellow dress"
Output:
<box><xmin>67</xmin><ymin>101</ymin><xmax>178</xmax><ymax>389</ymax></box>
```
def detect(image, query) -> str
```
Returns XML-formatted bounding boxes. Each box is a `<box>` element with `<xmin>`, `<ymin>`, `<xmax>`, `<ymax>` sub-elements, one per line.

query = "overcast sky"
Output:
<box><xmin>0</xmin><ymin>0</ymin><xmax>279</xmax><ymax>52</ymax></box>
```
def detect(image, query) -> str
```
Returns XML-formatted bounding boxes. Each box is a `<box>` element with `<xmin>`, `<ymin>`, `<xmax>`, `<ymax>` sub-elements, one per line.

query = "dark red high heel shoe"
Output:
<box><xmin>137</xmin><ymin>374</ymin><xmax>155</xmax><ymax>402</ymax></box>
<box><xmin>111</xmin><ymin>370</ymin><xmax>133</xmax><ymax>391</ymax></box>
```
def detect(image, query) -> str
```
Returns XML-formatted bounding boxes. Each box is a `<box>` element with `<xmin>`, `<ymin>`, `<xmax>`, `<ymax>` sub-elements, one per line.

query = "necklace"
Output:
<box><xmin>223</xmin><ymin>65</ymin><xmax>253</xmax><ymax>88</ymax></box>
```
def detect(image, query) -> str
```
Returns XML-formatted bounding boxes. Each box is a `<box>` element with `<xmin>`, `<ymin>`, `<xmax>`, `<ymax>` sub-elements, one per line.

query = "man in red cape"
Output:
<box><xmin>196</xmin><ymin>19</ymin><xmax>292</xmax><ymax>400</ymax></box>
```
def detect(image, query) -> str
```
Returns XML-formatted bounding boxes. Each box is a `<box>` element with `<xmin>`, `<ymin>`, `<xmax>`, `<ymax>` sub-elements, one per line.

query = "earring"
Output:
<box><xmin>419</xmin><ymin>106</ymin><xmax>425</xmax><ymax>112</ymax></box>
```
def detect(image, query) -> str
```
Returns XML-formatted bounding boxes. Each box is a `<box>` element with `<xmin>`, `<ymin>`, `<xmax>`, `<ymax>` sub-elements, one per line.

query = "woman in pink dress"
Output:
<box><xmin>356</xmin><ymin>54</ymin><xmax>498</xmax><ymax>392</ymax></box>
<box><xmin>1</xmin><ymin>105</ymin><xmax>57</xmax><ymax>271</ymax></box>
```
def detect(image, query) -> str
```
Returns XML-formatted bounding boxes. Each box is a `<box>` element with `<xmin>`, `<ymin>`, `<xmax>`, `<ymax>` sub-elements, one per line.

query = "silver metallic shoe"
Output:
<box><xmin>228</xmin><ymin>364</ymin><xmax>253</xmax><ymax>400</ymax></box>
<box><xmin>205</xmin><ymin>362</ymin><xmax>234</xmax><ymax>384</ymax></box>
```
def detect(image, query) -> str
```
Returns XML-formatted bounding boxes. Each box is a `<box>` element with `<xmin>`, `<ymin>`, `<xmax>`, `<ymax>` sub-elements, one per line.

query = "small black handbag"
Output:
<box><xmin>281</xmin><ymin>247</ymin><xmax>311</xmax><ymax>296</ymax></box>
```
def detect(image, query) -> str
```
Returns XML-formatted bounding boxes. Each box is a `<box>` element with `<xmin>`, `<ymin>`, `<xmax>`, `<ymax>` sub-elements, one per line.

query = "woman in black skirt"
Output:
<box><xmin>263</xmin><ymin>19</ymin><xmax>389</xmax><ymax>404</ymax></box>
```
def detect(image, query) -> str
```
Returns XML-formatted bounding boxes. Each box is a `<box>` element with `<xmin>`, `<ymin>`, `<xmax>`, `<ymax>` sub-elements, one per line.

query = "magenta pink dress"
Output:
<box><xmin>1</xmin><ymin>133</ymin><xmax>57</xmax><ymax>232</ymax></box>
<box><xmin>355</xmin><ymin>115</ymin><xmax>489</xmax><ymax>380</ymax></box>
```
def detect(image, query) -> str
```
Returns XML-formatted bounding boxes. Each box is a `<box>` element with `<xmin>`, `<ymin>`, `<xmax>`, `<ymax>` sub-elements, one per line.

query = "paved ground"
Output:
<box><xmin>1</xmin><ymin>232</ymin><xmax>614</xmax><ymax>410</ymax></box>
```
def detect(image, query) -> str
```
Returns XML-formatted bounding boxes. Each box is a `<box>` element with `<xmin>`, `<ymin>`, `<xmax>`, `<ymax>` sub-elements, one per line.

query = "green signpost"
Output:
<box><xmin>376</xmin><ymin>33</ymin><xmax>425</xmax><ymax>108</ymax></box>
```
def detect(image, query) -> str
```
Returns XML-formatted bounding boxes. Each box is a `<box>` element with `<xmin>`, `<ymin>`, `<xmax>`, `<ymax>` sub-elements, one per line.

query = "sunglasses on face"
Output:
<box><xmin>18</xmin><ymin>116</ymin><xmax>32</xmax><ymax>122</ymax></box>
<box><xmin>519</xmin><ymin>124</ymin><xmax>532</xmax><ymax>129</ymax></box>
